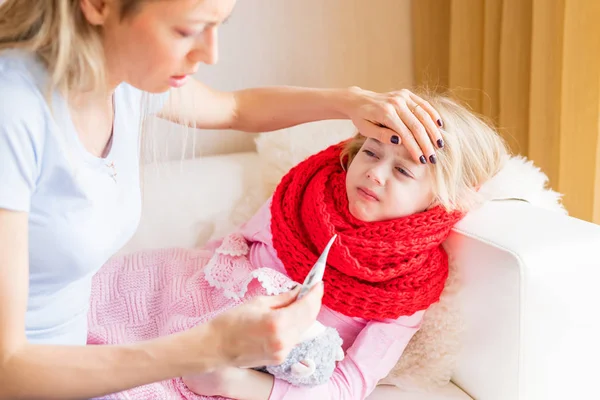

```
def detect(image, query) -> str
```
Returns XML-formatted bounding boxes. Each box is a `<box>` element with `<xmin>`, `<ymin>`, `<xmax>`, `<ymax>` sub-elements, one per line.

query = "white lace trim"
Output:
<box><xmin>251</xmin><ymin>268</ymin><xmax>297</xmax><ymax>295</ymax></box>
<box><xmin>215</xmin><ymin>232</ymin><xmax>249</xmax><ymax>256</ymax></box>
<box><xmin>204</xmin><ymin>233</ymin><xmax>297</xmax><ymax>300</ymax></box>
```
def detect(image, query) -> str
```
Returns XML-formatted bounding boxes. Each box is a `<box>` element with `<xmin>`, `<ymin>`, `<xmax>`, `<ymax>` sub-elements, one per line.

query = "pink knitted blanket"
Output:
<box><xmin>87</xmin><ymin>234</ymin><xmax>296</xmax><ymax>399</ymax></box>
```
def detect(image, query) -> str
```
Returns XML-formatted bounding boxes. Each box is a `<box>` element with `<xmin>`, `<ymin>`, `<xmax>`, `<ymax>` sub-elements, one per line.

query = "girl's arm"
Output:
<box><xmin>209</xmin><ymin>311</ymin><xmax>425</xmax><ymax>400</ymax></box>
<box><xmin>158</xmin><ymin>79</ymin><xmax>444</xmax><ymax>164</ymax></box>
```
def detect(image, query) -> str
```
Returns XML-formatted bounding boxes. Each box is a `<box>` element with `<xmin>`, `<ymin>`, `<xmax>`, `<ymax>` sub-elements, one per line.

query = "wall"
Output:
<box><xmin>148</xmin><ymin>0</ymin><xmax>414</xmax><ymax>161</ymax></box>
<box><xmin>197</xmin><ymin>0</ymin><xmax>413</xmax><ymax>91</ymax></box>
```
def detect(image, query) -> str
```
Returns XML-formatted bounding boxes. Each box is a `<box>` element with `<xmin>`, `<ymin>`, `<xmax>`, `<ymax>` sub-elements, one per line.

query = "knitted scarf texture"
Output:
<box><xmin>270</xmin><ymin>143</ymin><xmax>464</xmax><ymax>320</ymax></box>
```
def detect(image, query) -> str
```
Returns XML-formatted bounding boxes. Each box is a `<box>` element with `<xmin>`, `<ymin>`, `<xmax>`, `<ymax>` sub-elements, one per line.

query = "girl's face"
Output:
<box><xmin>89</xmin><ymin>0</ymin><xmax>236</xmax><ymax>92</ymax></box>
<box><xmin>345</xmin><ymin>138</ymin><xmax>435</xmax><ymax>222</ymax></box>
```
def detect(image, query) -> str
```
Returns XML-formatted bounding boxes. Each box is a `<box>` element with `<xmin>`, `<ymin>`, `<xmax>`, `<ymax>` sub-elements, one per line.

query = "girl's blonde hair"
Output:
<box><xmin>341</xmin><ymin>89</ymin><xmax>509</xmax><ymax>213</ymax></box>
<box><xmin>0</xmin><ymin>0</ymin><xmax>145</xmax><ymax>95</ymax></box>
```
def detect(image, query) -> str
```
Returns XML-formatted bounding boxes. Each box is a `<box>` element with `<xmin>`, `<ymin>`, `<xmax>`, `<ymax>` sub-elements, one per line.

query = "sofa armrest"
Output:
<box><xmin>444</xmin><ymin>201</ymin><xmax>600</xmax><ymax>400</ymax></box>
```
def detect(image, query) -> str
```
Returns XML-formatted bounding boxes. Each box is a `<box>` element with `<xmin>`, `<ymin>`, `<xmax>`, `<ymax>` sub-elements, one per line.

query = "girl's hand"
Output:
<box><xmin>183</xmin><ymin>368</ymin><xmax>274</xmax><ymax>400</ymax></box>
<box><xmin>182</xmin><ymin>368</ymin><xmax>233</xmax><ymax>397</ymax></box>
<box><xmin>182</xmin><ymin>367</ymin><xmax>240</xmax><ymax>397</ymax></box>
<box><xmin>343</xmin><ymin>87</ymin><xmax>444</xmax><ymax>164</ymax></box>
<box><xmin>190</xmin><ymin>283</ymin><xmax>323</xmax><ymax>370</ymax></box>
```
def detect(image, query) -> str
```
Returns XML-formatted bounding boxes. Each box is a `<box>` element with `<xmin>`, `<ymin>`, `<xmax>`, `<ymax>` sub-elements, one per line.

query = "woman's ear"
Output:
<box><xmin>80</xmin><ymin>0</ymin><xmax>112</xmax><ymax>26</ymax></box>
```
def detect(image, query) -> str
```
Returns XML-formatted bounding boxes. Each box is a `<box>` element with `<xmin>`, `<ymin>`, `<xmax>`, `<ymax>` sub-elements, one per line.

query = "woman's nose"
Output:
<box><xmin>189</xmin><ymin>28</ymin><xmax>219</xmax><ymax>65</ymax></box>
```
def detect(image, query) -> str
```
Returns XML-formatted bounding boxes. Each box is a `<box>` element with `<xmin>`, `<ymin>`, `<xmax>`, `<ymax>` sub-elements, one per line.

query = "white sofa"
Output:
<box><xmin>123</xmin><ymin>125</ymin><xmax>600</xmax><ymax>400</ymax></box>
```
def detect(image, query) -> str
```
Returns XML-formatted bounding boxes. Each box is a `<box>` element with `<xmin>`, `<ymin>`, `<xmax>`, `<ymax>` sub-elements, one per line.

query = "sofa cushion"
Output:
<box><xmin>119</xmin><ymin>152</ymin><xmax>263</xmax><ymax>255</ymax></box>
<box><xmin>141</xmin><ymin>116</ymin><xmax>257</xmax><ymax>163</ymax></box>
<box><xmin>368</xmin><ymin>383</ymin><xmax>471</xmax><ymax>400</ymax></box>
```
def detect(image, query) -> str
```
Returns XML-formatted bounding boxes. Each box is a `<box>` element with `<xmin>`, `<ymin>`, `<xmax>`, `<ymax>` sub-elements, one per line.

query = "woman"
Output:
<box><xmin>0</xmin><ymin>0</ymin><xmax>444</xmax><ymax>398</ymax></box>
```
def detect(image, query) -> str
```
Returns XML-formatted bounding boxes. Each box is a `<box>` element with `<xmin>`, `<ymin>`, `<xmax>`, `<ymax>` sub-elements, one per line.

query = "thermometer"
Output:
<box><xmin>296</xmin><ymin>234</ymin><xmax>337</xmax><ymax>300</ymax></box>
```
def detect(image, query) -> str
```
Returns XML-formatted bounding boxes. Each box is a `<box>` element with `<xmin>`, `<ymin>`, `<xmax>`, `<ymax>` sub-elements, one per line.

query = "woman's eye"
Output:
<box><xmin>176</xmin><ymin>29</ymin><xmax>194</xmax><ymax>38</ymax></box>
<box><xmin>176</xmin><ymin>25</ymin><xmax>207</xmax><ymax>38</ymax></box>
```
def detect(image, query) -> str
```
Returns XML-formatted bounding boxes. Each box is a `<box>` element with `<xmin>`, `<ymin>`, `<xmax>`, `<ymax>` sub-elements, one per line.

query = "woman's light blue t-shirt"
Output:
<box><xmin>0</xmin><ymin>50</ymin><xmax>168</xmax><ymax>345</ymax></box>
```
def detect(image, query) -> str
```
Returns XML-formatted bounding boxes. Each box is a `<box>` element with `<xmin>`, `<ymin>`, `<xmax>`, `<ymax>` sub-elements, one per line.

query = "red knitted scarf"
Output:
<box><xmin>270</xmin><ymin>143</ymin><xmax>465</xmax><ymax>320</ymax></box>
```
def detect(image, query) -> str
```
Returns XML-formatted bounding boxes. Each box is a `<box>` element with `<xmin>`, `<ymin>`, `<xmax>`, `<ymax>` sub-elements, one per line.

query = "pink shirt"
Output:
<box><xmin>239</xmin><ymin>199</ymin><xmax>425</xmax><ymax>400</ymax></box>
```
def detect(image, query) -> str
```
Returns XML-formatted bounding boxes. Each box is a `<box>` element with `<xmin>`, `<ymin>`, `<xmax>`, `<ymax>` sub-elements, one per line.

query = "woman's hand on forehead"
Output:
<box><xmin>347</xmin><ymin>88</ymin><xmax>444</xmax><ymax>165</ymax></box>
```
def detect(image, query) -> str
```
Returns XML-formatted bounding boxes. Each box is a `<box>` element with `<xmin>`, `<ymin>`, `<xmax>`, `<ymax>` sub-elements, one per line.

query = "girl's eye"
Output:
<box><xmin>396</xmin><ymin>167</ymin><xmax>411</xmax><ymax>178</ymax></box>
<box><xmin>362</xmin><ymin>149</ymin><xmax>376</xmax><ymax>157</ymax></box>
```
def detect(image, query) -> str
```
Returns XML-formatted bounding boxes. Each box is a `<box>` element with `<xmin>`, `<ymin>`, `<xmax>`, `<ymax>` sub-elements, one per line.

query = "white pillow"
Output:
<box><xmin>255</xmin><ymin>119</ymin><xmax>357</xmax><ymax>194</ymax></box>
<box><xmin>119</xmin><ymin>152</ymin><xmax>262</xmax><ymax>255</ymax></box>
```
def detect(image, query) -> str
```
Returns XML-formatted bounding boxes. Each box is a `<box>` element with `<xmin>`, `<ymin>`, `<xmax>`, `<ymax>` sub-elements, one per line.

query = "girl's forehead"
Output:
<box><xmin>365</xmin><ymin>138</ymin><xmax>416</xmax><ymax>166</ymax></box>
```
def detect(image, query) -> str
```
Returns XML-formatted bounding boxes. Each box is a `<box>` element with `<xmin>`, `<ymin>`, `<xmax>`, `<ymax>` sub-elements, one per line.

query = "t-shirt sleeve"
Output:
<box><xmin>0</xmin><ymin>74</ymin><xmax>45</xmax><ymax>212</ymax></box>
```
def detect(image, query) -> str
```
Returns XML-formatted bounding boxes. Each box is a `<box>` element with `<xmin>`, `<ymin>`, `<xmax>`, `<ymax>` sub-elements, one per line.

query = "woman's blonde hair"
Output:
<box><xmin>0</xmin><ymin>0</ymin><xmax>145</xmax><ymax>95</ymax></box>
<box><xmin>341</xmin><ymin>89</ymin><xmax>509</xmax><ymax>213</ymax></box>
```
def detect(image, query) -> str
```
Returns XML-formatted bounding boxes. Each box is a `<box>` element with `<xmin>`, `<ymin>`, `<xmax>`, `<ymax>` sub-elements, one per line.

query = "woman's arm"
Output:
<box><xmin>196</xmin><ymin>311</ymin><xmax>424</xmax><ymax>400</ymax></box>
<box><xmin>158</xmin><ymin>79</ymin><xmax>347</xmax><ymax>132</ymax></box>
<box><xmin>0</xmin><ymin>209</ymin><xmax>213</xmax><ymax>399</ymax></box>
<box><xmin>158</xmin><ymin>79</ymin><xmax>444</xmax><ymax>163</ymax></box>
<box><xmin>0</xmin><ymin>209</ymin><xmax>324</xmax><ymax>400</ymax></box>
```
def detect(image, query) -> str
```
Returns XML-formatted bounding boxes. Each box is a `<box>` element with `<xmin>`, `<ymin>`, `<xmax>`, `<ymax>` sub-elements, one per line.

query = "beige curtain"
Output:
<box><xmin>412</xmin><ymin>0</ymin><xmax>600</xmax><ymax>224</ymax></box>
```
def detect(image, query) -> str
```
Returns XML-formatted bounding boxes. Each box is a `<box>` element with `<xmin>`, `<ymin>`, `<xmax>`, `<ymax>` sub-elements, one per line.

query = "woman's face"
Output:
<box><xmin>85</xmin><ymin>0</ymin><xmax>236</xmax><ymax>93</ymax></box>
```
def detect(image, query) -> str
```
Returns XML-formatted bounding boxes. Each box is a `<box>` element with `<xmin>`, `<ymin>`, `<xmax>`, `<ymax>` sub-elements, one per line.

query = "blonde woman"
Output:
<box><xmin>0</xmin><ymin>0</ymin><xmax>444</xmax><ymax>398</ymax></box>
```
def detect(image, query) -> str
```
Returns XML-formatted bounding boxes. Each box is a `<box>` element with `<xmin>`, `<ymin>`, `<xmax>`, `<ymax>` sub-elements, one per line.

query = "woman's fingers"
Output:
<box><xmin>355</xmin><ymin>115</ymin><xmax>427</xmax><ymax>164</ymax></box>
<box><xmin>204</xmin><ymin>283</ymin><xmax>323</xmax><ymax>369</ymax></box>
<box><xmin>354</xmin><ymin>119</ymin><xmax>402</xmax><ymax>146</ymax></box>
<box><xmin>263</xmin><ymin>285</ymin><xmax>301</xmax><ymax>309</ymax></box>
<box><xmin>408</xmin><ymin>92</ymin><xmax>445</xmax><ymax>149</ymax></box>
<box><xmin>348</xmin><ymin>88</ymin><xmax>444</xmax><ymax>164</ymax></box>
<box><xmin>403</xmin><ymin>100</ymin><xmax>439</xmax><ymax>163</ymax></box>
<box><xmin>281</xmin><ymin>282</ymin><xmax>323</xmax><ymax>329</ymax></box>
<box><xmin>264</xmin><ymin>283</ymin><xmax>324</xmax><ymax>362</ymax></box>
<box><xmin>394</xmin><ymin>100</ymin><xmax>436</xmax><ymax>164</ymax></box>
<box><xmin>409</xmin><ymin>92</ymin><xmax>444</xmax><ymax>129</ymax></box>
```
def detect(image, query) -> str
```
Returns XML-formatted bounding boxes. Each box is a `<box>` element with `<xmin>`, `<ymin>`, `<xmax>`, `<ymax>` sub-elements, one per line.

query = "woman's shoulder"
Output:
<box><xmin>0</xmin><ymin>49</ymin><xmax>50</xmax><ymax>91</ymax></box>
<box><xmin>0</xmin><ymin>53</ymin><xmax>48</xmax><ymax>142</ymax></box>
<box><xmin>0</xmin><ymin>52</ymin><xmax>51</xmax><ymax>212</ymax></box>
<box><xmin>0</xmin><ymin>50</ymin><xmax>48</xmax><ymax>116</ymax></box>
<box><xmin>0</xmin><ymin>48</ymin><xmax>37</xmax><ymax>70</ymax></box>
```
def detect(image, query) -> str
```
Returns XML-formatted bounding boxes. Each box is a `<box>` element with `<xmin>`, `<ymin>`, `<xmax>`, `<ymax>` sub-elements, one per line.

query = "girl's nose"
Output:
<box><xmin>367</xmin><ymin>168</ymin><xmax>385</xmax><ymax>185</ymax></box>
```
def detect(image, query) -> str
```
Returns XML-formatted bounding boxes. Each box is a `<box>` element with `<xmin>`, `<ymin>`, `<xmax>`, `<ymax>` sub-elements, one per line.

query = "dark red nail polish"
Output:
<box><xmin>429</xmin><ymin>154</ymin><xmax>437</xmax><ymax>164</ymax></box>
<box><xmin>437</xmin><ymin>119</ymin><xmax>443</xmax><ymax>127</ymax></box>
<box><xmin>390</xmin><ymin>135</ymin><xmax>399</xmax><ymax>144</ymax></box>
<box><xmin>419</xmin><ymin>155</ymin><xmax>427</xmax><ymax>164</ymax></box>
<box><xmin>437</xmin><ymin>139</ymin><xmax>444</xmax><ymax>148</ymax></box>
